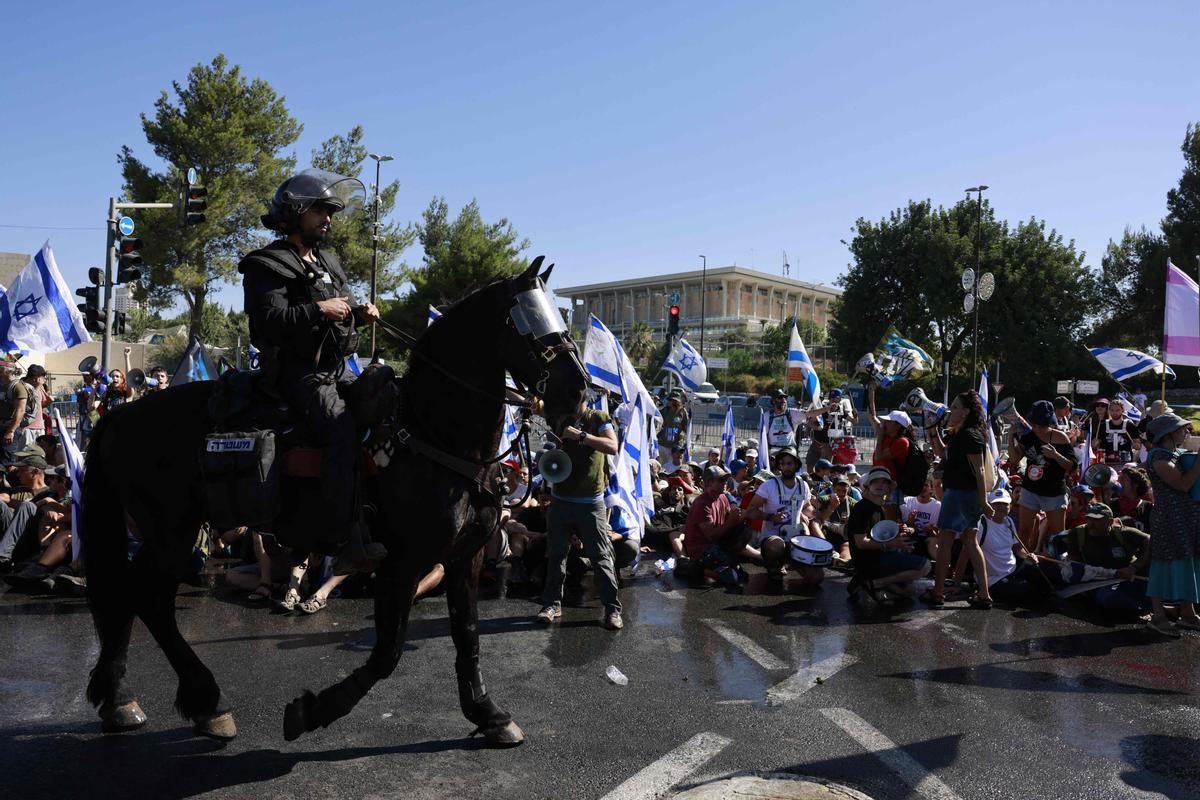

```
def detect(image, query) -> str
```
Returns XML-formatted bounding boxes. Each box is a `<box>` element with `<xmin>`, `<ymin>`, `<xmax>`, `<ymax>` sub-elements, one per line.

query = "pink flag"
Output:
<box><xmin>1164</xmin><ymin>260</ymin><xmax>1200</xmax><ymax>367</ymax></box>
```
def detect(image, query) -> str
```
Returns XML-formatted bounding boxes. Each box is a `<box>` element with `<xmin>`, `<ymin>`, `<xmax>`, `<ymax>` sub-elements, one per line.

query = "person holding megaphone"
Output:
<box><xmin>535</xmin><ymin>394</ymin><xmax>623</xmax><ymax>631</ymax></box>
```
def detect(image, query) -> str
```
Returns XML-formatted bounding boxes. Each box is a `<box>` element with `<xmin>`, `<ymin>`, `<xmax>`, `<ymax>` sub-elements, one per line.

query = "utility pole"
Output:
<box><xmin>367</xmin><ymin>153</ymin><xmax>393</xmax><ymax>354</ymax></box>
<box><xmin>102</xmin><ymin>199</ymin><xmax>175</xmax><ymax>370</ymax></box>
<box><xmin>698</xmin><ymin>254</ymin><xmax>707</xmax><ymax>357</ymax></box>
<box><xmin>966</xmin><ymin>185</ymin><xmax>988</xmax><ymax>385</ymax></box>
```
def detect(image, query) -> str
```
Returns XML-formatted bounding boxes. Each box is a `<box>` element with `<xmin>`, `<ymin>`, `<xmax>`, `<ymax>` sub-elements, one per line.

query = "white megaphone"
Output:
<box><xmin>992</xmin><ymin>397</ymin><xmax>1032</xmax><ymax>435</ymax></box>
<box><xmin>538</xmin><ymin>447</ymin><xmax>573</xmax><ymax>484</ymax></box>
<box><xmin>905</xmin><ymin>388</ymin><xmax>948</xmax><ymax>429</ymax></box>
<box><xmin>854</xmin><ymin>353</ymin><xmax>892</xmax><ymax>388</ymax></box>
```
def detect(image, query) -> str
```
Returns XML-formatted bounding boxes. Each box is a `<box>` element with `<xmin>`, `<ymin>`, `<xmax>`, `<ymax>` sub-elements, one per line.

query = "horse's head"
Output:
<box><xmin>498</xmin><ymin>256</ymin><xmax>589</xmax><ymax>429</ymax></box>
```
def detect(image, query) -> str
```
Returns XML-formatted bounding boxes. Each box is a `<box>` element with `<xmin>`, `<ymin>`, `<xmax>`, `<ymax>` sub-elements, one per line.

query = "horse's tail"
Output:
<box><xmin>83</xmin><ymin>411</ymin><xmax>134</xmax><ymax>708</ymax></box>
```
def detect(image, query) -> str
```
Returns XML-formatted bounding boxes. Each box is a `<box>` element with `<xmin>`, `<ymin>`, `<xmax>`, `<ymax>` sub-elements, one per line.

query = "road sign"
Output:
<box><xmin>669</xmin><ymin>292</ymin><xmax>680</xmax><ymax>304</ymax></box>
<box><xmin>117</xmin><ymin>216</ymin><xmax>135</xmax><ymax>236</ymax></box>
<box><xmin>708</xmin><ymin>357</ymin><xmax>729</xmax><ymax>369</ymax></box>
<box><xmin>978</xmin><ymin>272</ymin><xmax>995</xmax><ymax>301</ymax></box>
<box><xmin>187</xmin><ymin>167</ymin><xmax>198</xmax><ymax>185</ymax></box>
<box><xmin>1056</xmin><ymin>380</ymin><xmax>1074</xmax><ymax>394</ymax></box>
<box><xmin>1076</xmin><ymin>380</ymin><xmax>1100</xmax><ymax>395</ymax></box>
<box><xmin>961</xmin><ymin>268</ymin><xmax>975</xmax><ymax>292</ymax></box>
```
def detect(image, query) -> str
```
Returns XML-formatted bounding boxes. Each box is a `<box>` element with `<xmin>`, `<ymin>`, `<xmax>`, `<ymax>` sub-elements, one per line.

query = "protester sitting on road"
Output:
<box><xmin>743</xmin><ymin>448</ymin><xmax>760</xmax><ymax>477</ymax></box>
<box><xmin>1</xmin><ymin>463</ymin><xmax>75</xmax><ymax>593</ymax></box>
<box><xmin>975</xmin><ymin>488</ymin><xmax>1057</xmax><ymax>607</ymax></box>
<box><xmin>0</xmin><ymin>454</ymin><xmax>63</xmax><ymax>575</ymax></box>
<box><xmin>865</xmin><ymin>383</ymin><xmax>913</xmax><ymax>519</ymax></box>
<box><xmin>1063</xmin><ymin>484</ymin><xmax>1094</xmax><ymax>533</ymax></box>
<box><xmin>727</xmin><ymin>458</ymin><xmax>749</xmax><ymax>492</ymax></box>
<box><xmin>667</xmin><ymin>470</ymin><xmax>697</xmax><ymax>498</ymax></box>
<box><xmin>1064</xmin><ymin>503</ymin><xmax>1150</xmax><ymax>620</ymax></box>
<box><xmin>1009</xmin><ymin>400</ymin><xmax>1077</xmax><ymax>552</ymax></box>
<box><xmin>845</xmin><ymin>467</ymin><xmax>927</xmax><ymax>605</ymax></box>
<box><xmin>1093</xmin><ymin>398</ymin><xmax>1140</xmax><ymax>466</ymax></box>
<box><xmin>705</xmin><ymin>447</ymin><xmax>722</xmax><ymax>467</ymax></box>
<box><xmin>926</xmin><ymin>390</ymin><xmax>994</xmax><ymax>609</ymax></box>
<box><xmin>36</xmin><ymin>434</ymin><xmax>63</xmax><ymax>468</ymax></box>
<box><xmin>808</xmin><ymin>458</ymin><xmax>835</xmax><ymax>496</ymax></box>
<box><xmin>814</xmin><ymin>476</ymin><xmax>854</xmax><ymax>564</ymax></box>
<box><xmin>1115</xmin><ymin>465</ymin><xmax>1153</xmax><ymax>528</ymax></box>
<box><xmin>644</xmin><ymin>484</ymin><xmax>689</xmax><ymax>561</ymax></box>
<box><xmin>680</xmin><ymin>464</ymin><xmax>749</xmax><ymax>592</ymax></box>
<box><xmin>661</xmin><ymin>445</ymin><xmax>687</xmax><ymax>475</ymax></box>
<box><xmin>765</xmin><ymin>389</ymin><xmax>806</xmax><ymax>456</ymax></box>
<box><xmin>1142</xmin><ymin>414</ymin><xmax>1200</xmax><ymax>637</ymax></box>
<box><xmin>607</xmin><ymin>504</ymin><xmax>641</xmax><ymax>571</ymax></box>
<box><xmin>297</xmin><ymin>565</ymin><xmax>349</xmax><ymax>616</ymax></box>
<box><xmin>745</xmin><ymin>447</ymin><xmax>819</xmax><ymax>585</ymax></box>
<box><xmin>901</xmin><ymin>478</ymin><xmax>941</xmax><ymax>559</ymax></box>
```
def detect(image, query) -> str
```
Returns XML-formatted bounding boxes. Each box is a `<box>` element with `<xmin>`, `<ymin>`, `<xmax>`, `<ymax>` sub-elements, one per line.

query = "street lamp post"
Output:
<box><xmin>698</xmin><ymin>254</ymin><xmax>707</xmax><ymax>356</ymax></box>
<box><xmin>368</xmin><ymin>153</ymin><xmax>394</xmax><ymax>353</ymax></box>
<box><xmin>965</xmin><ymin>185</ymin><xmax>988</xmax><ymax>386</ymax></box>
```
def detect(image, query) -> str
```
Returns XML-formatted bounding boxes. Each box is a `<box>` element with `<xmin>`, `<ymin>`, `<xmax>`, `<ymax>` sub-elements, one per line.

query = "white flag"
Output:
<box><xmin>786</xmin><ymin>322</ymin><xmax>820</xmax><ymax>407</ymax></box>
<box><xmin>0</xmin><ymin>242</ymin><xmax>91</xmax><ymax>353</ymax></box>
<box><xmin>53</xmin><ymin>408</ymin><xmax>86</xmax><ymax>561</ymax></box>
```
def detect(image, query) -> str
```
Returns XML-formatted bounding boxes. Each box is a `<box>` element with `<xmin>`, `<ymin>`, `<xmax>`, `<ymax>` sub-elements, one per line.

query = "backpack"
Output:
<box><xmin>897</xmin><ymin>438</ymin><xmax>929</xmax><ymax>496</ymax></box>
<box><xmin>9</xmin><ymin>382</ymin><xmax>38</xmax><ymax>429</ymax></box>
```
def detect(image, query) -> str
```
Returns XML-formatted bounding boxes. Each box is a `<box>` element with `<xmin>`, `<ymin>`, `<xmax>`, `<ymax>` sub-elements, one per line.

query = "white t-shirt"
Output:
<box><xmin>900</xmin><ymin>496</ymin><xmax>941</xmax><ymax>534</ymax></box>
<box><xmin>824</xmin><ymin>398</ymin><xmax>855</xmax><ymax>437</ymax></box>
<box><xmin>754</xmin><ymin>476</ymin><xmax>812</xmax><ymax>538</ymax></box>
<box><xmin>977</xmin><ymin>515</ymin><xmax>1019</xmax><ymax>587</ymax></box>
<box><xmin>767</xmin><ymin>409</ymin><xmax>806</xmax><ymax>448</ymax></box>
<box><xmin>661</xmin><ymin>460</ymin><xmax>685</xmax><ymax>475</ymax></box>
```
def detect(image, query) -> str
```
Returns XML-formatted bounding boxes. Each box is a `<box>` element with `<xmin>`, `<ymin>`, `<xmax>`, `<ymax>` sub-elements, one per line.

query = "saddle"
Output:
<box><xmin>199</xmin><ymin>365</ymin><xmax>397</xmax><ymax>541</ymax></box>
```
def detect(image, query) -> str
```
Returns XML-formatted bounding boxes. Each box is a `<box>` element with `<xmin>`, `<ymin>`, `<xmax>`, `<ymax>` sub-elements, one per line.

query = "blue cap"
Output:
<box><xmin>815</xmin><ymin>458</ymin><xmax>834</xmax><ymax>470</ymax></box>
<box><xmin>729</xmin><ymin>459</ymin><xmax>748</xmax><ymax>474</ymax></box>
<box><xmin>1028</xmin><ymin>400</ymin><xmax>1055</xmax><ymax>427</ymax></box>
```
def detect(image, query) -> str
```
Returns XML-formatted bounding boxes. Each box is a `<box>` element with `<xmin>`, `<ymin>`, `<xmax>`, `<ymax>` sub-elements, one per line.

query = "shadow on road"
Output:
<box><xmin>882</xmin><ymin>663</ymin><xmax>1184</xmax><ymax>695</ymax></box>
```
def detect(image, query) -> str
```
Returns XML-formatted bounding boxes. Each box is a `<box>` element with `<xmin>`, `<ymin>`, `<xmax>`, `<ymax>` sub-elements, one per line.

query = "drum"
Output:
<box><xmin>832</xmin><ymin>435</ymin><xmax>857</xmax><ymax>465</ymax></box>
<box><xmin>789</xmin><ymin>534</ymin><xmax>834</xmax><ymax>566</ymax></box>
<box><xmin>1179</xmin><ymin>452</ymin><xmax>1200</xmax><ymax>502</ymax></box>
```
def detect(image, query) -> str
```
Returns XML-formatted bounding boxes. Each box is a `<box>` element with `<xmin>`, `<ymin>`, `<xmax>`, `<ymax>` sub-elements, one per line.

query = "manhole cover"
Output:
<box><xmin>673</xmin><ymin>772</ymin><xmax>874</xmax><ymax>799</ymax></box>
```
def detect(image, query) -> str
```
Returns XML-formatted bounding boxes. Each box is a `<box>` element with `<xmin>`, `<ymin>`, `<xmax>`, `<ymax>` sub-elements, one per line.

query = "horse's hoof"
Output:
<box><xmin>483</xmin><ymin>721</ymin><xmax>525</xmax><ymax>748</ymax></box>
<box><xmin>192</xmin><ymin>710</ymin><xmax>237</xmax><ymax>741</ymax></box>
<box><xmin>100</xmin><ymin>700</ymin><xmax>147</xmax><ymax>734</ymax></box>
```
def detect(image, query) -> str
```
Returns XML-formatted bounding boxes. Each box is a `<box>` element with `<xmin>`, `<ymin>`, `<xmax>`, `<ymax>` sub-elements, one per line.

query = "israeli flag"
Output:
<box><xmin>427</xmin><ymin>305</ymin><xmax>442</xmax><ymax>327</ymax></box>
<box><xmin>721</xmin><ymin>404</ymin><xmax>736</xmax><ymax>470</ymax></box>
<box><xmin>171</xmin><ymin>335</ymin><xmax>213</xmax><ymax>385</ymax></box>
<box><xmin>497</xmin><ymin>374</ymin><xmax>520</xmax><ymax>458</ymax></box>
<box><xmin>1088</xmin><ymin>347</ymin><xmax>1176</xmax><ymax>381</ymax></box>
<box><xmin>346</xmin><ymin>353</ymin><xmax>363</xmax><ymax>376</ymax></box>
<box><xmin>662</xmin><ymin>336</ymin><xmax>707</xmax><ymax>390</ymax></box>
<box><xmin>606</xmin><ymin>390</ymin><xmax>650</xmax><ymax>554</ymax></box>
<box><xmin>584</xmin><ymin>314</ymin><xmax>658</xmax><ymax>416</ymax></box>
<box><xmin>53</xmin><ymin>407</ymin><xmax>86</xmax><ymax>561</ymax></box>
<box><xmin>758</xmin><ymin>408</ymin><xmax>770</xmax><ymax>468</ymax></box>
<box><xmin>786</xmin><ymin>322</ymin><xmax>820</xmax><ymax>407</ymax></box>
<box><xmin>0</xmin><ymin>242</ymin><xmax>91</xmax><ymax>353</ymax></box>
<box><xmin>1116</xmin><ymin>392</ymin><xmax>1143</xmax><ymax>423</ymax></box>
<box><xmin>979</xmin><ymin>367</ymin><xmax>1003</xmax><ymax>485</ymax></box>
<box><xmin>247</xmin><ymin>344</ymin><xmax>260</xmax><ymax>371</ymax></box>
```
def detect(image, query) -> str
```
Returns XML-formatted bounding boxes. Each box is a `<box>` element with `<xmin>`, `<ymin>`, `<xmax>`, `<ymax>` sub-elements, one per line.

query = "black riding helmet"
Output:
<box><xmin>261</xmin><ymin>169</ymin><xmax>365</xmax><ymax>233</ymax></box>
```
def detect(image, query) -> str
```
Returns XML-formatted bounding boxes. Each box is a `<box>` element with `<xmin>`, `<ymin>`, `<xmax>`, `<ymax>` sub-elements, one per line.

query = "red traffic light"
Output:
<box><xmin>117</xmin><ymin>236</ymin><xmax>142</xmax><ymax>255</ymax></box>
<box><xmin>669</xmin><ymin>305</ymin><xmax>680</xmax><ymax>317</ymax></box>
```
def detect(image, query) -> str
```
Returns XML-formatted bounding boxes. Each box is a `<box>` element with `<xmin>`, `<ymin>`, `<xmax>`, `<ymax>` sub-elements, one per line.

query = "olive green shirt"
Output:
<box><xmin>0</xmin><ymin>380</ymin><xmax>30</xmax><ymax>429</ymax></box>
<box><xmin>551</xmin><ymin>410</ymin><xmax>613</xmax><ymax>501</ymax></box>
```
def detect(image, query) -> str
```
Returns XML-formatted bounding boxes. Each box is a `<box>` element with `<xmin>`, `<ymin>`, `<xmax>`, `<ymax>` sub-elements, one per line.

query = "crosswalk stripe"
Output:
<box><xmin>601</xmin><ymin>731</ymin><xmax>733</xmax><ymax>800</ymax></box>
<box><xmin>766</xmin><ymin>653</ymin><xmax>858</xmax><ymax>705</ymax></box>
<box><xmin>702</xmin><ymin>618</ymin><xmax>789</xmax><ymax>671</ymax></box>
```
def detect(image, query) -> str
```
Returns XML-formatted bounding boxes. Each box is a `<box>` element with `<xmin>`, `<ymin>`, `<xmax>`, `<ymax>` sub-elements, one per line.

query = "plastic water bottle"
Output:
<box><xmin>654</xmin><ymin>557</ymin><xmax>676</xmax><ymax>575</ymax></box>
<box><xmin>605</xmin><ymin>665</ymin><xmax>629</xmax><ymax>686</ymax></box>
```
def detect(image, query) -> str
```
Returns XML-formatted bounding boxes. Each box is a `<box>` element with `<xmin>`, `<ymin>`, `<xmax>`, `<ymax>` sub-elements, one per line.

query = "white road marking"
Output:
<box><xmin>702</xmin><ymin>619</ymin><xmax>789</xmax><ymax>671</ymax></box>
<box><xmin>601</xmin><ymin>731</ymin><xmax>733</xmax><ymax>800</ymax></box>
<box><xmin>819</xmin><ymin>708</ymin><xmax>963</xmax><ymax>800</ymax></box>
<box><xmin>656</xmin><ymin>587</ymin><xmax>685</xmax><ymax>601</ymax></box>
<box><xmin>766</xmin><ymin>653</ymin><xmax>859</xmax><ymax>705</ymax></box>
<box><xmin>897</xmin><ymin>609</ymin><xmax>948</xmax><ymax>630</ymax></box>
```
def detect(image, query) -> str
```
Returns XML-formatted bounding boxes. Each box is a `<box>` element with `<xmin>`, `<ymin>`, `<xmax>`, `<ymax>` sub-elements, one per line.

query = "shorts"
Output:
<box><xmin>878</xmin><ymin>550</ymin><xmax>928</xmax><ymax>577</ymax></box>
<box><xmin>1018</xmin><ymin>489</ymin><xmax>1068</xmax><ymax>513</ymax></box>
<box><xmin>936</xmin><ymin>488</ymin><xmax>983</xmax><ymax>535</ymax></box>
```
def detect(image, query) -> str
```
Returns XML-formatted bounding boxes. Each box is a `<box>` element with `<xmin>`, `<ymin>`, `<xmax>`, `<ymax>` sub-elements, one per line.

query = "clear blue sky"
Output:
<box><xmin>2</xmin><ymin>0</ymin><xmax>1197</xmax><ymax>314</ymax></box>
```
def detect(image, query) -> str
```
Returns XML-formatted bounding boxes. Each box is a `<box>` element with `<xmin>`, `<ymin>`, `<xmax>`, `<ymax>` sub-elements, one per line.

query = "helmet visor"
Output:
<box><xmin>286</xmin><ymin>169</ymin><xmax>366</xmax><ymax>214</ymax></box>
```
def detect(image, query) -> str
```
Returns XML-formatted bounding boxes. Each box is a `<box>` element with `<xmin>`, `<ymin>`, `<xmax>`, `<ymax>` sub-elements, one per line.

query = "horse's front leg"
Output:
<box><xmin>283</xmin><ymin>555</ymin><xmax>417</xmax><ymax>740</ymax></box>
<box><xmin>445</xmin><ymin>546</ymin><xmax>524</xmax><ymax>747</ymax></box>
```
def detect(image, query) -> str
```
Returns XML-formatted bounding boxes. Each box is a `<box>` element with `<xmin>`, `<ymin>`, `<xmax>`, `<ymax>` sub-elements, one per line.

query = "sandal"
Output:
<box><xmin>967</xmin><ymin>596</ymin><xmax>993</xmax><ymax>610</ymax></box>
<box><xmin>247</xmin><ymin>582</ymin><xmax>271</xmax><ymax>602</ymax></box>
<box><xmin>1146</xmin><ymin>618</ymin><xmax>1182</xmax><ymax>638</ymax></box>
<box><xmin>919</xmin><ymin>589</ymin><xmax>945</xmax><ymax>606</ymax></box>
<box><xmin>1174</xmin><ymin>617</ymin><xmax>1200</xmax><ymax>632</ymax></box>
<box><xmin>298</xmin><ymin>595</ymin><xmax>328</xmax><ymax>615</ymax></box>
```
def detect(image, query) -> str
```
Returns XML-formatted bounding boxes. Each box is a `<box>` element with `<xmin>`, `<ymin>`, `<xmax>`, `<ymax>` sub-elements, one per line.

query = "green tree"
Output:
<box><xmin>1163</xmin><ymin>123</ymin><xmax>1200</xmax><ymax>263</ymax></box>
<box><xmin>831</xmin><ymin>199</ymin><xmax>1096</xmax><ymax>392</ymax></box>
<box><xmin>1091</xmin><ymin>227</ymin><xmax>1170</xmax><ymax>350</ymax></box>
<box><xmin>623</xmin><ymin>321</ymin><xmax>655</xmax><ymax>366</ymax></box>
<box><xmin>310</xmin><ymin>126</ymin><xmax>415</xmax><ymax>296</ymax></box>
<box><xmin>118</xmin><ymin>54</ymin><xmax>302</xmax><ymax>338</ymax></box>
<box><xmin>384</xmin><ymin>197</ymin><xmax>529</xmax><ymax>337</ymax></box>
<box><xmin>759</xmin><ymin>316</ymin><xmax>827</xmax><ymax>360</ymax></box>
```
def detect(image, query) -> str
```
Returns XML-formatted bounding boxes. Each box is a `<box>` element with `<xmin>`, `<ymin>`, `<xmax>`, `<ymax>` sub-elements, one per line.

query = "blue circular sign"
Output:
<box><xmin>186</xmin><ymin>167</ymin><xmax>198</xmax><ymax>185</ymax></box>
<box><xmin>118</xmin><ymin>216</ymin><xmax>135</xmax><ymax>236</ymax></box>
<box><xmin>669</xmin><ymin>292</ymin><xmax>680</xmax><ymax>304</ymax></box>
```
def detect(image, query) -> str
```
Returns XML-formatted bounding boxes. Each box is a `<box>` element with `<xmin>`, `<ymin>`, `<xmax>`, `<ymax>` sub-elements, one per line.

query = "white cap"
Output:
<box><xmin>882</xmin><ymin>410</ymin><xmax>913</xmax><ymax>429</ymax></box>
<box><xmin>863</xmin><ymin>467</ymin><xmax>896</xmax><ymax>488</ymax></box>
<box><xmin>745</xmin><ymin>448</ymin><xmax>759</xmax><ymax>459</ymax></box>
<box><xmin>988</xmin><ymin>488</ymin><xmax>1012</xmax><ymax>505</ymax></box>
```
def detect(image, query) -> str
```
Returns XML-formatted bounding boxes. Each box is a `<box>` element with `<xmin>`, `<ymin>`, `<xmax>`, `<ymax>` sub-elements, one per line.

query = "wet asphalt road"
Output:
<box><xmin>1</xmin><ymin>562</ymin><xmax>1198</xmax><ymax>800</ymax></box>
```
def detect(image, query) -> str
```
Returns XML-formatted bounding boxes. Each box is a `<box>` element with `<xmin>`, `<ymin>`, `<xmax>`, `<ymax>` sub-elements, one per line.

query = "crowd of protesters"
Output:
<box><xmin>3</xmin><ymin>356</ymin><xmax>1199</xmax><ymax>641</ymax></box>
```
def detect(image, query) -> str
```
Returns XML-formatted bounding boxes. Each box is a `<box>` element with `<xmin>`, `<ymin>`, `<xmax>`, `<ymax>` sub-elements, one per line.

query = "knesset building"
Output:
<box><xmin>556</xmin><ymin>265</ymin><xmax>841</xmax><ymax>349</ymax></box>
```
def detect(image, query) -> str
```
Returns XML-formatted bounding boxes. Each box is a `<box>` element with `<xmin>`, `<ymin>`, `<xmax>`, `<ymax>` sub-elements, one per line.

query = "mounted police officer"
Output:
<box><xmin>238</xmin><ymin>169</ymin><xmax>380</xmax><ymax>565</ymax></box>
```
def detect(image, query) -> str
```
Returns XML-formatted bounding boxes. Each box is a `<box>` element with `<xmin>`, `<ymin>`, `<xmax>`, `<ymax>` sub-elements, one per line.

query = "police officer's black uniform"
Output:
<box><xmin>239</xmin><ymin>172</ymin><xmax>364</xmax><ymax>535</ymax></box>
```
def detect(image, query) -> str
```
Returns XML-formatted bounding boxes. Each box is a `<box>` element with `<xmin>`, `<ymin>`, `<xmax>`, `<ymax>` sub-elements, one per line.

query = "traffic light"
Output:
<box><xmin>76</xmin><ymin>267</ymin><xmax>104</xmax><ymax>334</ymax></box>
<box><xmin>668</xmin><ymin>304</ymin><xmax>681</xmax><ymax>335</ymax></box>
<box><xmin>115</xmin><ymin>312</ymin><xmax>128</xmax><ymax>335</ymax></box>
<box><xmin>115</xmin><ymin>236</ymin><xmax>142</xmax><ymax>284</ymax></box>
<box><xmin>183</xmin><ymin>174</ymin><xmax>207</xmax><ymax>226</ymax></box>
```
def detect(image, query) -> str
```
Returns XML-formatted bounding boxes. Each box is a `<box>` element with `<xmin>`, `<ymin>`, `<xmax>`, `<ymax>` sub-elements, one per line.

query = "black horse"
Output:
<box><xmin>83</xmin><ymin>258</ymin><xmax>587</xmax><ymax>747</ymax></box>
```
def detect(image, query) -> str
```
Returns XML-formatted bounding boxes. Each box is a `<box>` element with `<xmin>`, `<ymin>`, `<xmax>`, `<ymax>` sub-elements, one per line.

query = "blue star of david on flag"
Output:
<box><xmin>0</xmin><ymin>241</ymin><xmax>91</xmax><ymax>353</ymax></box>
<box><xmin>662</xmin><ymin>336</ymin><xmax>707</xmax><ymax>390</ymax></box>
<box><xmin>12</xmin><ymin>294</ymin><xmax>41</xmax><ymax>322</ymax></box>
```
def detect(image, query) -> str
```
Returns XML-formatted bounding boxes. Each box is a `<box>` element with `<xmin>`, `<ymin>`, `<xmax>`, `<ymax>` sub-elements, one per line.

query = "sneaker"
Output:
<box><xmin>3</xmin><ymin>563</ymin><xmax>52</xmax><ymax>593</ymax></box>
<box><xmin>536</xmin><ymin>605</ymin><xmax>561</xmax><ymax>624</ymax></box>
<box><xmin>602</xmin><ymin>609</ymin><xmax>624</xmax><ymax>630</ymax></box>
